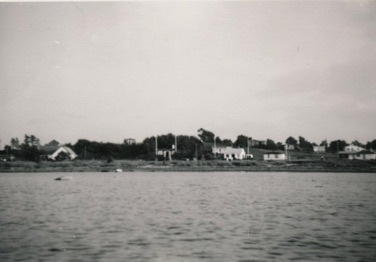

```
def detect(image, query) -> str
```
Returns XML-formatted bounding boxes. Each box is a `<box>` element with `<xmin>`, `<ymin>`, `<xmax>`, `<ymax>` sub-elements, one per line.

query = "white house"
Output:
<box><xmin>344</xmin><ymin>145</ymin><xmax>365</xmax><ymax>152</ymax></box>
<box><xmin>40</xmin><ymin>146</ymin><xmax>78</xmax><ymax>161</ymax></box>
<box><xmin>313</xmin><ymin>146</ymin><xmax>326</xmax><ymax>153</ymax></box>
<box><xmin>263</xmin><ymin>151</ymin><xmax>286</xmax><ymax>161</ymax></box>
<box><xmin>213</xmin><ymin>147</ymin><xmax>246</xmax><ymax>160</ymax></box>
<box><xmin>349</xmin><ymin>150</ymin><xmax>376</xmax><ymax>161</ymax></box>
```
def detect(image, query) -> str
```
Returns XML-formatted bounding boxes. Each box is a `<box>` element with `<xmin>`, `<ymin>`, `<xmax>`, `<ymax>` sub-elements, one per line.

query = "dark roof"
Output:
<box><xmin>39</xmin><ymin>146</ymin><xmax>60</xmax><ymax>154</ymax></box>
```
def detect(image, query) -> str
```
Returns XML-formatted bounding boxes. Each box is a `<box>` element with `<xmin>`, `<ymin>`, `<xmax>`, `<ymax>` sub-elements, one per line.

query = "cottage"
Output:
<box><xmin>250</xmin><ymin>139</ymin><xmax>266</xmax><ymax>147</ymax></box>
<box><xmin>40</xmin><ymin>146</ymin><xmax>77</xmax><ymax>161</ymax></box>
<box><xmin>344</xmin><ymin>145</ymin><xmax>365</xmax><ymax>152</ymax></box>
<box><xmin>213</xmin><ymin>147</ymin><xmax>246</xmax><ymax>160</ymax></box>
<box><xmin>313</xmin><ymin>146</ymin><xmax>326</xmax><ymax>153</ymax></box>
<box><xmin>263</xmin><ymin>151</ymin><xmax>286</xmax><ymax>161</ymax></box>
<box><xmin>157</xmin><ymin>148</ymin><xmax>175</xmax><ymax>161</ymax></box>
<box><xmin>349</xmin><ymin>150</ymin><xmax>376</xmax><ymax>161</ymax></box>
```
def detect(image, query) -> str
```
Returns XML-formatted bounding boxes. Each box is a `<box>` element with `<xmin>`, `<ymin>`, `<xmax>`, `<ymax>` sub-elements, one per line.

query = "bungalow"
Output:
<box><xmin>349</xmin><ymin>150</ymin><xmax>376</xmax><ymax>161</ymax></box>
<box><xmin>250</xmin><ymin>139</ymin><xmax>266</xmax><ymax>147</ymax></box>
<box><xmin>157</xmin><ymin>148</ymin><xmax>174</xmax><ymax>161</ymax></box>
<box><xmin>263</xmin><ymin>151</ymin><xmax>286</xmax><ymax>161</ymax></box>
<box><xmin>344</xmin><ymin>145</ymin><xmax>365</xmax><ymax>152</ymax></box>
<box><xmin>313</xmin><ymin>146</ymin><xmax>326</xmax><ymax>153</ymax></box>
<box><xmin>40</xmin><ymin>145</ymin><xmax>78</xmax><ymax>161</ymax></box>
<box><xmin>213</xmin><ymin>147</ymin><xmax>246</xmax><ymax>160</ymax></box>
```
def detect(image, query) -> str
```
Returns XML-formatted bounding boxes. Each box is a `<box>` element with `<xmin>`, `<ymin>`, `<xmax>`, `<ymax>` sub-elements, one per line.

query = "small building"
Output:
<box><xmin>250</xmin><ymin>139</ymin><xmax>266</xmax><ymax>147</ymax></box>
<box><xmin>350</xmin><ymin>150</ymin><xmax>376</xmax><ymax>160</ymax></box>
<box><xmin>313</xmin><ymin>146</ymin><xmax>326</xmax><ymax>153</ymax></box>
<box><xmin>40</xmin><ymin>146</ymin><xmax>78</xmax><ymax>161</ymax></box>
<box><xmin>124</xmin><ymin>138</ymin><xmax>136</xmax><ymax>145</ymax></box>
<box><xmin>263</xmin><ymin>151</ymin><xmax>286</xmax><ymax>161</ymax></box>
<box><xmin>157</xmin><ymin>148</ymin><xmax>175</xmax><ymax>161</ymax></box>
<box><xmin>213</xmin><ymin>147</ymin><xmax>246</xmax><ymax>160</ymax></box>
<box><xmin>344</xmin><ymin>145</ymin><xmax>365</xmax><ymax>152</ymax></box>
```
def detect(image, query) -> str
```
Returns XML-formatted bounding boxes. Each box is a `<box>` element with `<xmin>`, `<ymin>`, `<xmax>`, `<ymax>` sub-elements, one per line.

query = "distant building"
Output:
<box><xmin>339</xmin><ymin>150</ymin><xmax>376</xmax><ymax>160</ymax></box>
<box><xmin>157</xmin><ymin>148</ymin><xmax>175</xmax><ymax>161</ymax></box>
<box><xmin>124</xmin><ymin>138</ymin><xmax>136</xmax><ymax>145</ymax></box>
<box><xmin>313</xmin><ymin>146</ymin><xmax>326</xmax><ymax>153</ymax></box>
<box><xmin>344</xmin><ymin>145</ymin><xmax>365</xmax><ymax>152</ymax></box>
<box><xmin>40</xmin><ymin>146</ymin><xmax>77</xmax><ymax>161</ymax></box>
<box><xmin>213</xmin><ymin>147</ymin><xmax>246</xmax><ymax>160</ymax></box>
<box><xmin>263</xmin><ymin>151</ymin><xmax>286</xmax><ymax>161</ymax></box>
<box><xmin>250</xmin><ymin>139</ymin><xmax>266</xmax><ymax>147</ymax></box>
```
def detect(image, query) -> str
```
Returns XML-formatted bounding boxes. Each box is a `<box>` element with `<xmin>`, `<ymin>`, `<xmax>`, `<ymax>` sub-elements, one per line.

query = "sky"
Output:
<box><xmin>1</xmin><ymin>1</ymin><xmax>375</xmax><ymax>147</ymax></box>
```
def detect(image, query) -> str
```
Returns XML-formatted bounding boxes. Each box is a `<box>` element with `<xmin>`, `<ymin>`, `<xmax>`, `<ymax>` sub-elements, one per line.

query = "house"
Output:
<box><xmin>349</xmin><ymin>150</ymin><xmax>376</xmax><ymax>160</ymax></box>
<box><xmin>157</xmin><ymin>148</ymin><xmax>175</xmax><ymax>161</ymax></box>
<box><xmin>339</xmin><ymin>150</ymin><xmax>376</xmax><ymax>160</ymax></box>
<box><xmin>124</xmin><ymin>138</ymin><xmax>136</xmax><ymax>145</ymax></box>
<box><xmin>250</xmin><ymin>139</ymin><xmax>266</xmax><ymax>147</ymax></box>
<box><xmin>263</xmin><ymin>151</ymin><xmax>286</xmax><ymax>161</ymax></box>
<box><xmin>213</xmin><ymin>147</ymin><xmax>246</xmax><ymax>160</ymax></box>
<box><xmin>40</xmin><ymin>146</ymin><xmax>78</xmax><ymax>161</ymax></box>
<box><xmin>313</xmin><ymin>146</ymin><xmax>326</xmax><ymax>153</ymax></box>
<box><xmin>344</xmin><ymin>145</ymin><xmax>365</xmax><ymax>152</ymax></box>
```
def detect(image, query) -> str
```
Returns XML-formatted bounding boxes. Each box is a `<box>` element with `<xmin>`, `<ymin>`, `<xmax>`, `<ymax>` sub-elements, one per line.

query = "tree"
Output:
<box><xmin>286</xmin><ymin>136</ymin><xmax>297</xmax><ymax>146</ymax></box>
<box><xmin>197</xmin><ymin>128</ymin><xmax>215</xmax><ymax>143</ymax></box>
<box><xmin>233</xmin><ymin>135</ymin><xmax>249</xmax><ymax>148</ymax></box>
<box><xmin>320</xmin><ymin>140</ymin><xmax>328</xmax><ymax>147</ymax></box>
<box><xmin>329</xmin><ymin>140</ymin><xmax>348</xmax><ymax>152</ymax></box>
<box><xmin>298</xmin><ymin>136</ymin><xmax>313</xmax><ymax>153</ymax></box>
<box><xmin>351</xmin><ymin>140</ymin><xmax>364</xmax><ymax>148</ymax></box>
<box><xmin>10</xmin><ymin>137</ymin><xmax>20</xmax><ymax>149</ymax></box>
<box><xmin>265</xmin><ymin>139</ymin><xmax>277</xmax><ymax>150</ymax></box>
<box><xmin>365</xmin><ymin>140</ymin><xmax>376</xmax><ymax>150</ymax></box>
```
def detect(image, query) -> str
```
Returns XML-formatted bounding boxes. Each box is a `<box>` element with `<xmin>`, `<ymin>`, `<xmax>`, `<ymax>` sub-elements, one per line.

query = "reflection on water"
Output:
<box><xmin>0</xmin><ymin>172</ymin><xmax>375</xmax><ymax>261</ymax></box>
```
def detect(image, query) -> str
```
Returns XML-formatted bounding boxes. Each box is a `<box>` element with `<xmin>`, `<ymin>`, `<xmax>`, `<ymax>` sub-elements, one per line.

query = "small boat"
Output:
<box><xmin>54</xmin><ymin>176</ymin><xmax>73</xmax><ymax>181</ymax></box>
<box><xmin>115</xmin><ymin>169</ymin><xmax>123</xmax><ymax>173</ymax></box>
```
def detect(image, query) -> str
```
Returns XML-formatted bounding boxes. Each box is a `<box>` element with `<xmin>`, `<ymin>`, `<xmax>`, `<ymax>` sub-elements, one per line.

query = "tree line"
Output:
<box><xmin>2</xmin><ymin>129</ymin><xmax>376</xmax><ymax>161</ymax></box>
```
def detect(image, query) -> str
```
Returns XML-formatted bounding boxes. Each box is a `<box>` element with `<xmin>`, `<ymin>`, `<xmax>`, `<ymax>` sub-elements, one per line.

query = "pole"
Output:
<box><xmin>155</xmin><ymin>135</ymin><xmax>158</xmax><ymax>161</ymax></box>
<box><xmin>195</xmin><ymin>143</ymin><xmax>198</xmax><ymax>160</ymax></box>
<box><xmin>214</xmin><ymin>136</ymin><xmax>216</xmax><ymax>159</ymax></box>
<box><xmin>247</xmin><ymin>137</ymin><xmax>249</xmax><ymax>155</ymax></box>
<box><xmin>175</xmin><ymin>135</ymin><xmax>177</xmax><ymax>153</ymax></box>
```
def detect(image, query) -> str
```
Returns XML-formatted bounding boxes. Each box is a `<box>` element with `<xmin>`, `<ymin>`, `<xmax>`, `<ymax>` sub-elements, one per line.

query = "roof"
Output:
<box><xmin>355</xmin><ymin>150</ymin><xmax>376</xmax><ymax>155</ymax></box>
<box><xmin>39</xmin><ymin>145</ymin><xmax>60</xmax><ymax>154</ymax></box>
<box><xmin>39</xmin><ymin>146</ymin><xmax>77</xmax><ymax>156</ymax></box>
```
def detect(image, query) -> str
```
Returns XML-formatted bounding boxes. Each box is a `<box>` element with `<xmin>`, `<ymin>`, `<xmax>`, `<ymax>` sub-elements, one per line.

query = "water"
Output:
<box><xmin>0</xmin><ymin>172</ymin><xmax>375</xmax><ymax>262</ymax></box>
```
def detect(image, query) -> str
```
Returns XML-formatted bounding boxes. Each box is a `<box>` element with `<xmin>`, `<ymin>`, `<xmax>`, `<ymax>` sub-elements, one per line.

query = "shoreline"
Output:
<box><xmin>1</xmin><ymin>159</ymin><xmax>376</xmax><ymax>173</ymax></box>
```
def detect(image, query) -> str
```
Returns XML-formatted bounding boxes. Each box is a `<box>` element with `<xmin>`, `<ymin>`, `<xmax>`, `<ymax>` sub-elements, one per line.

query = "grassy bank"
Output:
<box><xmin>1</xmin><ymin>159</ymin><xmax>376</xmax><ymax>173</ymax></box>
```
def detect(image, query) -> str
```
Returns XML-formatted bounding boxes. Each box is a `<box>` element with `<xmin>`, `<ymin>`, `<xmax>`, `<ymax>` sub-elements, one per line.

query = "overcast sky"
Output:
<box><xmin>1</xmin><ymin>1</ymin><xmax>375</xmax><ymax>146</ymax></box>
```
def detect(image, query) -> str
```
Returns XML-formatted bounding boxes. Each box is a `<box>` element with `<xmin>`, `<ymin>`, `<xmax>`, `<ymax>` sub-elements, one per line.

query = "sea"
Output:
<box><xmin>0</xmin><ymin>172</ymin><xmax>375</xmax><ymax>262</ymax></box>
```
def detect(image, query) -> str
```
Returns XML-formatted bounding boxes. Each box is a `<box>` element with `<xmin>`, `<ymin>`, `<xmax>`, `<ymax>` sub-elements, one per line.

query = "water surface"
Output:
<box><xmin>1</xmin><ymin>172</ymin><xmax>375</xmax><ymax>261</ymax></box>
